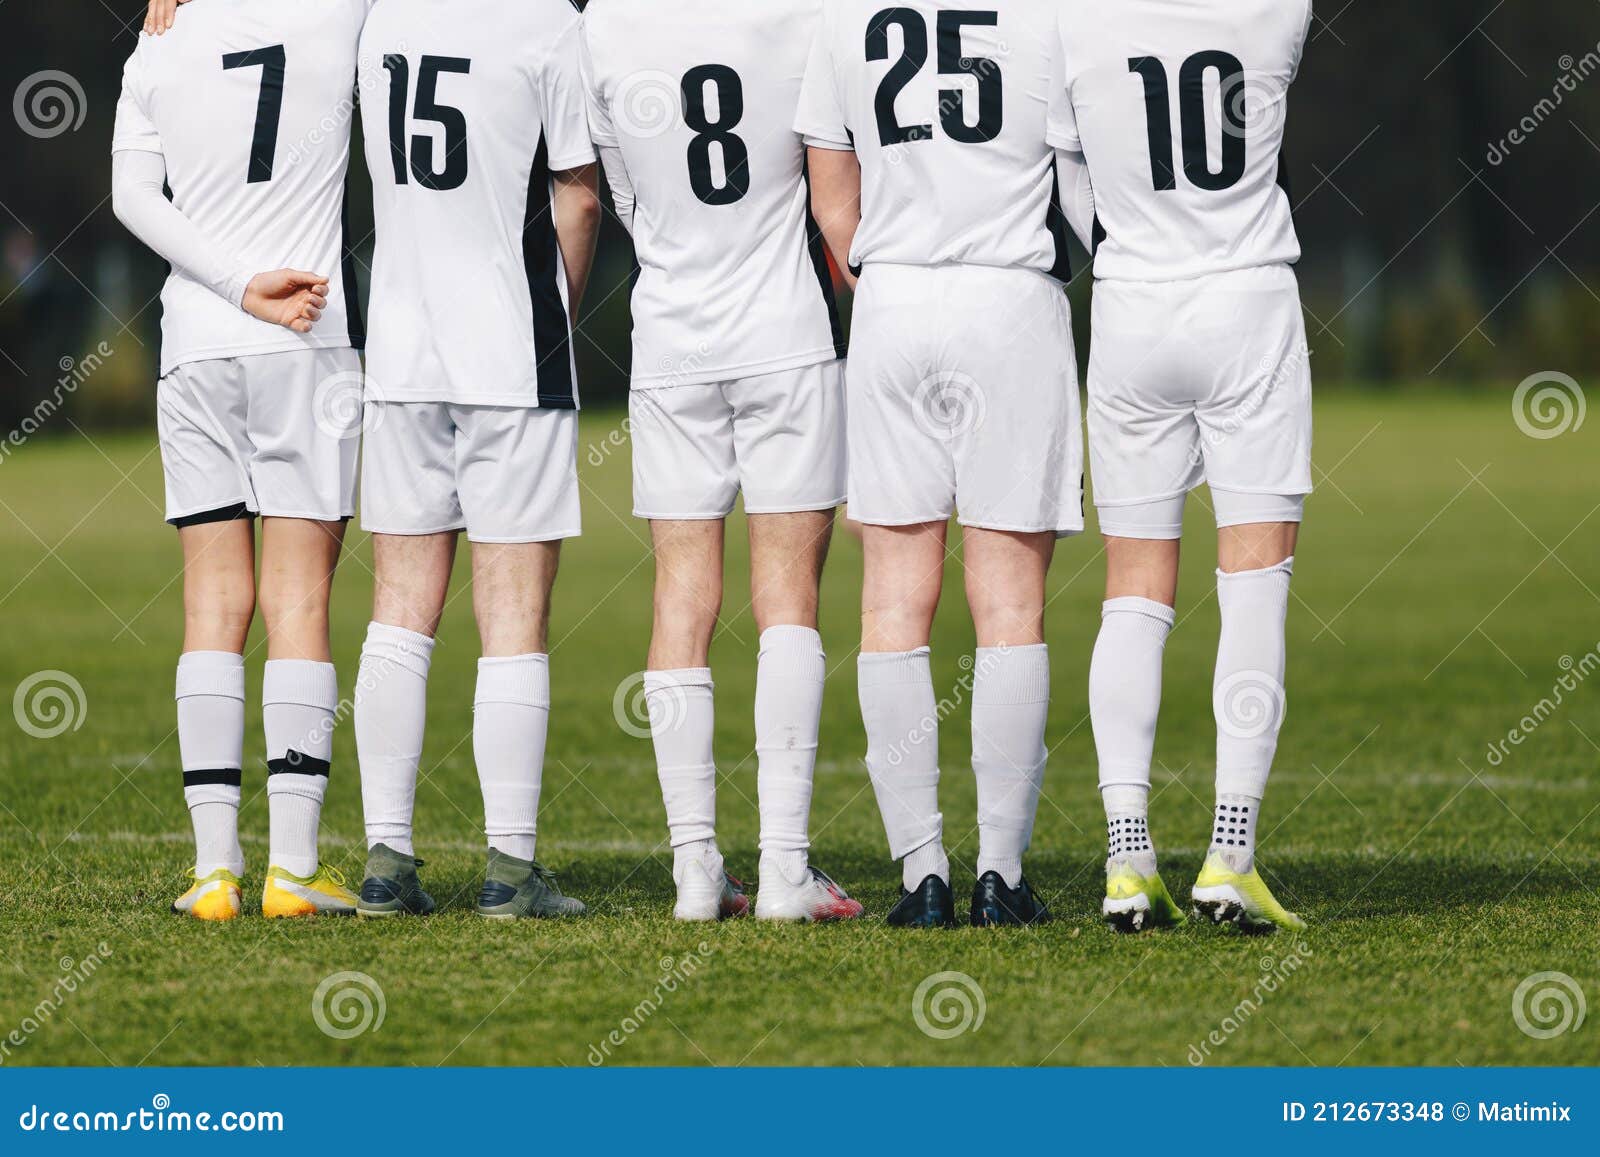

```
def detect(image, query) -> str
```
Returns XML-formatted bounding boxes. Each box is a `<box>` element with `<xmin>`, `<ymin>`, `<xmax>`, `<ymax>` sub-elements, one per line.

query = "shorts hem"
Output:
<box><xmin>956</xmin><ymin>515</ymin><xmax>1084</xmax><ymax>538</ymax></box>
<box><xmin>849</xmin><ymin>510</ymin><xmax>953</xmax><ymax>528</ymax></box>
<box><xmin>743</xmin><ymin>496</ymin><xmax>847</xmax><ymax>516</ymax></box>
<box><xmin>1206</xmin><ymin>482</ymin><xmax>1315</xmax><ymax>497</ymax></box>
<box><xmin>168</xmin><ymin>501</ymin><xmax>255</xmax><ymax>528</ymax></box>
<box><xmin>362</xmin><ymin>521</ymin><xmax>467</xmax><ymax>537</ymax></box>
<box><xmin>255</xmin><ymin>508</ymin><xmax>356</xmax><ymax>523</ymax></box>
<box><xmin>1091</xmin><ymin>488</ymin><xmax>1191</xmax><ymax>509</ymax></box>
<box><xmin>1097</xmin><ymin>521</ymin><xmax>1184</xmax><ymax>541</ymax></box>
<box><xmin>634</xmin><ymin>508</ymin><xmax>733</xmax><ymax>522</ymax></box>
<box><xmin>465</xmin><ymin>527</ymin><xmax>582</xmax><ymax>544</ymax></box>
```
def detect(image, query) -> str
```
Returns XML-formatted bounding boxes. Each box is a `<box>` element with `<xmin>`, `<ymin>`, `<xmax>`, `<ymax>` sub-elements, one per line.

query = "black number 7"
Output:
<box><xmin>222</xmin><ymin>45</ymin><xmax>286</xmax><ymax>184</ymax></box>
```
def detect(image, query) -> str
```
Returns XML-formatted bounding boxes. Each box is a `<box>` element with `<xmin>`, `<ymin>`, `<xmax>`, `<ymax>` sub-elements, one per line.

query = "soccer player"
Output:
<box><xmin>114</xmin><ymin>0</ymin><xmax>371</xmax><ymax>920</ymax></box>
<box><xmin>1049</xmin><ymin>0</ymin><xmax>1314</xmax><ymax>932</ymax></box>
<box><xmin>349</xmin><ymin>0</ymin><xmax>601</xmax><ymax>920</ymax></box>
<box><xmin>799</xmin><ymin>0</ymin><xmax>1083</xmax><ymax>927</ymax></box>
<box><xmin>582</xmin><ymin>0</ymin><xmax>864</xmax><ymax>923</ymax></box>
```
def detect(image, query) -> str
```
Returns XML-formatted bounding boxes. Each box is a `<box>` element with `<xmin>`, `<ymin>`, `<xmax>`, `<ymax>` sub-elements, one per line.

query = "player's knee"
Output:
<box><xmin>184</xmin><ymin>585</ymin><xmax>255</xmax><ymax>649</ymax></box>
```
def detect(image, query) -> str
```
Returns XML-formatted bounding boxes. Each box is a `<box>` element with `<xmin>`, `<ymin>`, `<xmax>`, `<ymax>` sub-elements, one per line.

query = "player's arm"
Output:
<box><xmin>112</xmin><ymin>151</ymin><xmax>328</xmax><ymax>333</ymax></box>
<box><xmin>597</xmin><ymin>146</ymin><xmax>635</xmax><ymax>237</ymax></box>
<box><xmin>1054</xmin><ymin>148</ymin><xmax>1097</xmax><ymax>253</ymax></box>
<box><xmin>805</xmin><ymin>146</ymin><xmax>861</xmax><ymax>291</ymax></box>
<box><xmin>551</xmin><ymin>164</ymin><xmax>602</xmax><ymax>324</ymax></box>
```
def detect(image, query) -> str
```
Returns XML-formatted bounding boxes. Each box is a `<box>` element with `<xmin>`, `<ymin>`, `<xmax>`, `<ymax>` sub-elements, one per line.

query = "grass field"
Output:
<box><xmin>1</xmin><ymin>389</ymin><xmax>1597</xmax><ymax>1068</ymax></box>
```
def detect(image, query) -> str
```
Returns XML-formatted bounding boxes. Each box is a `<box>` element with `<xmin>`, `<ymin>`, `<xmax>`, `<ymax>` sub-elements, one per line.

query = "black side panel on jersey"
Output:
<box><xmin>800</xmin><ymin>158</ymin><xmax>847</xmax><ymax>359</ymax></box>
<box><xmin>1275</xmin><ymin>145</ymin><xmax>1295</xmax><ymax>210</ymax></box>
<box><xmin>1045</xmin><ymin>166</ymin><xmax>1073</xmax><ymax>282</ymax></box>
<box><xmin>523</xmin><ymin>133</ymin><xmax>577</xmax><ymax>410</ymax></box>
<box><xmin>340</xmin><ymin>185</ymin><xmax>366</xmax><ymax>349</ymax></box>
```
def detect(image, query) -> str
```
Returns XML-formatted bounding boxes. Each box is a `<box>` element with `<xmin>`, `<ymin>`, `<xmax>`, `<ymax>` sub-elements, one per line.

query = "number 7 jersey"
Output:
<box><xmin>358</xmin><ymin>0</ymin><xmax>596</xmax><ymax>408</ymax></box>
<box><xmin>1048</xmin><ymin>0</ymin><xmax>1312</xmax><ymax>282</ymax></box>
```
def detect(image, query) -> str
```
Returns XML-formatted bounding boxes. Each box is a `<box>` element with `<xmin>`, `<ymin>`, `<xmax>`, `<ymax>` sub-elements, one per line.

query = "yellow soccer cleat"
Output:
<box><xmin>1103</xmin><ymin>861</ymin><xmax>1186</xmax><ymax>933</ymax></box>
<box><xmin>1191</xmin><ymin>851</ymin><xmax>1306</xmax><ymax>933</ymax></box>
<box><xmin>262</xmin><ymin>864</ymin><xmax>358</xmax><ymax>918</ymax></box>
<box><xmin>172</xmin><ymin>867</ymin><xmax>243</xmax><ymax>922</ymax></box>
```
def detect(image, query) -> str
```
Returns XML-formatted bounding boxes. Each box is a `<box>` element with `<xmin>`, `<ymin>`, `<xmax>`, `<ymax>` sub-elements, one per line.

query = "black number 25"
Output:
<box><xmin>1128</xmin><ymin>51</ymin><xmax>1247</xmax><ymax>192</ymax></box>
<box><xmin>384</xmin><ymin>54</ymin><xmax>472</xmax><ymax>191</ymax></box>
<box><xmin>222</xmin><ymin>45</ymin><xmax>285</xmax><ymax>184</ymax></box>
<box><xmin>867</xmin><ymin>8</ymin><xmax>1003</xmax><ymax>148</ymax></box>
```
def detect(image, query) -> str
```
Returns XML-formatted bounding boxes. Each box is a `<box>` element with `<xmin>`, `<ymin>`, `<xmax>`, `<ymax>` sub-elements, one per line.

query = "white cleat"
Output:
<box><xmin>754</xmin><ymin>860</ymin><xmax>865</xmax><ymax>923</ymax></box>
<box><xmin>672</xmin><ymin>855</ymin><xmax>749</xmax><ymax>922</ymax></box>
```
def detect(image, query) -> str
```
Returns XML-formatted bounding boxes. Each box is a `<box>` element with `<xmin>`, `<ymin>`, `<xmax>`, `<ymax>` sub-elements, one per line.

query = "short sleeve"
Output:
<box><xmin>111</xmin><ymin>42</ymin><xmax>163</xmax><ymax>155</ymax></box>
<box><xmin>541</xmin><ymin>11</ymin><xmax>598</xmax><ymax>171</ymax></box>
<box><xmin>794</xmin><ymin>13</ymin><xmax>852</xmax><ymax>150</ymax></box>
<box><xmin>1290</xmin><ymin>0</ymin><xmax>1313</xmax><ymax>81</ymax></box>
<box><xmin>579</xmin><ymin>19</ymin><xmax>616</xmax><ymax>149</ymax></box>
<box><xmin>1043</xmin><ymin>15</ymin><xmax>1080</xmax><ymax>153</ymax></box>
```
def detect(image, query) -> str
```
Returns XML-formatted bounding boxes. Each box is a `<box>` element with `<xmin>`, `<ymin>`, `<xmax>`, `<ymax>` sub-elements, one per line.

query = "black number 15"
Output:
<box><xmin>384</xmin><ymin>54</ymin><xmax>472</xmax><ymax>192</ymax></box>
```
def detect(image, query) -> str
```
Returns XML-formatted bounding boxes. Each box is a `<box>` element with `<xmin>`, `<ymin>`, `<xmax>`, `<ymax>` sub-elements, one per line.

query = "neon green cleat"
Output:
<box><xmin>1102</xmin><ymin>861</ymin><xmax>1186</xmax><ymax>933</ymax></box>
<box><xmin>171</xmin><ymin>867</ymin><xmax>243</xmax><ymax>921</ymax></box>
<box><xmin>1191</xmin><ymin>852</ymin><xmax>1306</xmax><ymax>933</ymax></box>
<box><xmin>263</xmin><ymin>863</ymin><xmax>358</xmax><ymax>918</ymax></box>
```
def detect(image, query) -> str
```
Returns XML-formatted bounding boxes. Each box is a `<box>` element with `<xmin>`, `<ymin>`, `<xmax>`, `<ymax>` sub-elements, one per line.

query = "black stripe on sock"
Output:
<box><xmin>267</xmin><ymin>751</ymin><xmax>330</xmax><ymax>778</ymax></box>
<box><xmin>183</xmin><ymin>768</ymin><xmax>243</xmax><ymax>788</ymax></box>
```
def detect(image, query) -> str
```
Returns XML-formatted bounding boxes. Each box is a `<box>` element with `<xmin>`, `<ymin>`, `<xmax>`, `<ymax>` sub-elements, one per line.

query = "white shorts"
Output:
<box><xmin>846</xmin><ymin>263</ymin><xmax>1083</xmax><ymax>537</ymax></box>
<box><xmin>1088</xmin><ymin>264</ymin><xmax>1313</xmax><ymax>540</ymax></box>
<box><xmin>157</xmin><ymin>347</ymin><xmax>361</xmax><ymax>526</ymax></box>
<box><xmin>360</xmin><ymin>403</ymin><xmax>581</xmax><ymax>543</ymax></box>
<box><xmin>629</xmin><ymin>360</ymin><xmax>847</xmax><ymax>520</ymax></box>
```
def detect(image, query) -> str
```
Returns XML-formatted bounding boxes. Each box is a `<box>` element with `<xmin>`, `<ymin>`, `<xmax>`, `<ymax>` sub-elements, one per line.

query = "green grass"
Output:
<box><xmin>1</xmin><ymin>389</ymin><xmax>1597</xmax><ymax>1068</ymax></box>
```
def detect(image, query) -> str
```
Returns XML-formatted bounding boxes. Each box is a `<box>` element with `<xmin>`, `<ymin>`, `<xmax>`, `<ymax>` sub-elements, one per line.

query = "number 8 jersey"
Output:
<box><xmin>1048</xmin><ymin>0</ymin><xmax>1311</xmax><ymax>282</ymax></box>
<box><xmin>358</xmin><ymin>0</ymin><xmax>595</xmax><ymax>408</ymax></box>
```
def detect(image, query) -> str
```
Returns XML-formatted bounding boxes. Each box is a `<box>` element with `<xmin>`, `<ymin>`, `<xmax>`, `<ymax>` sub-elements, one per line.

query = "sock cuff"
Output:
<box><xmin>1216</xmin><ymin>556</ymin><xmax>1294</xmax><ymax>586</ymax></box>
<box><xmin>758</xmin><ymin>623</ymin><xmax>824</xmax><ymax>656</ymax></box>
<box><xmin>362</xmin><ymin>621</ymin><xmax>437</xmax><ymax>679</ymax></box>
<box><xmin>857</xmin><ymin>646</ymin><xmax>931</xmax><ymax>686</ymax></box>
<box><xmin>263</xmin><ymin>660</ymin><xmax>339</xmax><ymax>710</ymax></box>
<box><xmin>475</xmin><ymin>653</ymin><xmax>551</xmax><ymax>707</ymax></box>
<box><xmin>972</xmin><ymin>644</ymin><xmax>1050</xmax><ymax>704</ymax></box>
<box><xmin>175</xmin><ymin>651</ymin><xmax>245</xmax><ymax>701</ymax></box>
<box><xmin>1102</xmin><ymin>596</ymin><xmax>1177</xmax><ymax>628</ymax></box>
<box><xmin>644</xmin><ymin>667</ymin><xmax>713</xmax><ymax>694</ymax></box>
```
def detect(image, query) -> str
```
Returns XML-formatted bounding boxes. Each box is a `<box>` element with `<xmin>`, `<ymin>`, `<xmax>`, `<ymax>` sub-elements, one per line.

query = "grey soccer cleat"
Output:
<box><xmin>357</xmin><ymin>843</ymin><xmax>436</xmax><ymax>918</ymax></box>
<box><xmin>475</xmin><ymin>850</ymin><xmax>588</xmax><ymax>920</ymax></box>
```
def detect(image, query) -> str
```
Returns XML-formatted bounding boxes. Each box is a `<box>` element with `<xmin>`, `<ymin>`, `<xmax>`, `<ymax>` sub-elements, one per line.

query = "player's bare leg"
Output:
<box><xmin>353</xmin><ymin>532</ymin><xmax>456</xmax><ymax>918</ymax></box>
<box><xmin>1094</xmin><ymin>535</ymin><xmax>1185</xmax><ymax>931</ymax></box>
<box><xmin>859</xmin><ymin>520</ymin><xmax>955</xmax><ymax>926</ymax></box>
<box><xmin>1193</xmin><ymin>520</ymin><xmax>1305</xmax><ymax>932</ymax></box>
<box><xmin>747</xmin><ymin>511</ymin><xmax>862</xmax><ymax>922</ymax></box>
<box><xmin>171</xmin><ymin>519</ymin><xmax>255</xmax><ymax>920</ymax></box>
<box><xmin>962</xmin><ymin>527</ymin><xmax>1055</xmax><ymax>926</ymax></box>
<box><xmin>645</xmin><ymin>520</ymin><xmax>744</xmax><ymax>919</ymax></box>
<box><xmin>255</xmin><ymin>517</ymin><xmax>354</xmax><ymax>915</ymax></box>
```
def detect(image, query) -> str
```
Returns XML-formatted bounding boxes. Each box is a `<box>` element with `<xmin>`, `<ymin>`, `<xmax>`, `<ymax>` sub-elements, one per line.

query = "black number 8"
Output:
<box><xmin>682</xmin><ymin>65</ymin><xmax>750</xmax><ymax>206</ymax></box>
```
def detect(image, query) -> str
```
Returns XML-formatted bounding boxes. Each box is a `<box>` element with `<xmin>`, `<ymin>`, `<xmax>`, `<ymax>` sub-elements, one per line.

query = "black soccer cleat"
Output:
<box><xmin>969</xmin><ymin>871</ymin><xmax>1052</xmax><ymax>927</ymax></box>
<box><xmin>886</xmin><ymin>874</ymin><xmax>958</xmax><ymax>928</ymax></box>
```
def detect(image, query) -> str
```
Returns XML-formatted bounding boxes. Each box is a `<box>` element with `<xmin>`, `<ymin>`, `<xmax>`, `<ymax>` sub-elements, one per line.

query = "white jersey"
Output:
<box><xmin>583</xmin><ymin>0</ymin><xmax>846</xmax><ymax>390</ymax></box>
<box><xmin>359</xmin><ymin>0</ymin><xmax>596</xmax><ymax>408</ymax></box>
<box><xmin>795</xmin><ymin>0</ymin><xmax>1071</xmax><ymax>278</ymax></box>
<box><xmin>1048</xmin><ymin>0</ymin><xmax>1309</xmax><ymax>282</ymax></box>
<box><xmin>112</xmin><ymin>0</ymin><xmax>368</xmax><ymax>375</ymax></box>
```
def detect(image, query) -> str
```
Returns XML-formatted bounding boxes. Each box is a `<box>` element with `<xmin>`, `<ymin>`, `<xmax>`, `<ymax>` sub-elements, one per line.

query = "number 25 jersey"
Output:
<box><xmin>359</xmin><ymin>0</ymin><xmax>596</xmax><ymax>408</ymax></box>
<box><xmin>1048</xmin><ymin>0</ymin><xmax>1311</xmax><ymax>282</ymax></box>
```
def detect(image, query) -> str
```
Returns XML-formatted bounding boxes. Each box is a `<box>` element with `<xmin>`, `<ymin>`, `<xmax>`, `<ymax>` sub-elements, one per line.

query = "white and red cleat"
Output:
<box><xmin>755</xmin><ymin>860</ymin><xmax>865</xmax><ymax>923</ymax></box>
<box><xmin>673</xmin><ymin>853</ymin><xmax>749</xmax><ymax>922</ymax></box>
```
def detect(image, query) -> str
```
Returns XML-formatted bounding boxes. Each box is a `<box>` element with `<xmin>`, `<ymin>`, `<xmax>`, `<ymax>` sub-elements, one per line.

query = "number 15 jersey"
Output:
<box><xmin>358</xmin><ymin>0</ymin><xmax>595</xmax><ymax>408</ymax></box>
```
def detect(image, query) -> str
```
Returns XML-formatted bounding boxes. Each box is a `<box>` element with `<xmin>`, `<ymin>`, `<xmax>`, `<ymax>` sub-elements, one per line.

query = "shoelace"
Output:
<box><xmin>529</xmin><ymin>861</ymin><xmax>562</xmax><ymax>893</ymax></box>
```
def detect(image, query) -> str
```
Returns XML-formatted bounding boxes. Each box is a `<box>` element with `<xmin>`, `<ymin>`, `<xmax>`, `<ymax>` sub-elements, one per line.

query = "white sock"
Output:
<box><xmin>972</xmin><ymin>644</ymin><xmax>1050</xmax><ymax>888</ymax></box>
<box><xmin>175</xmin><ymin>651</ymin><xmax>246</xmax><ymax>878</ymax></box>
<box><xmin>354</xmin><ymin>622</ymin><xmax>435</xmax><ymax>857</ymax></box>
<box><xmin>263</xmin><ymin>659</ymin><xmax>339</xmax><ymax>878</ymax></box>
<box><xmin>674</xmin><ymin>837</ymin><xmax>723</xmax><ymax>881</ymax></box>
<box><xmin>858</xmin><ymin>648</ymin><xmax>946</xmax><ymax>889</ymax></box>
<box><xmin>1212</xmin><ymin>558</ymin><xmax>1291</xmax><ymax>870</ymax></box>
<box><xmin>755</xmin><ymin>625</ymin><xmax>825</xmax><ymax>883</ymax></box>
<box><xmin>1090</xmin><ymin>597</ymin><xmax>1174</xmax><ymax>872</ymax></box>
<box><xmin>474</xmin><ymin>654</ymin><xmax>549</xmax><ymax>862</ymax></box>
<box><xmin>647</xmin><ymin>668</ymin><xmax>717</xmax><ymax>851</ymax></box>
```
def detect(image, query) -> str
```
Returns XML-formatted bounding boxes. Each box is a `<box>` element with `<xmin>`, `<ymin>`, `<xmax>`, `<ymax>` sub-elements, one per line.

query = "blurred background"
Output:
<box><xmin>4</xmin><ymin>0</ymin><xmax>1600</xmax><ymax>432</ymax></box>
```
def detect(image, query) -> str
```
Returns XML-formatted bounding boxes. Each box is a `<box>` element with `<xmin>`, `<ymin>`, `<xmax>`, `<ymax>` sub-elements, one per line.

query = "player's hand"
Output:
<box><xmin>242</xmin><ymin>270</ymin><xmax>330</xmax><ymax>335</ymax></box>
<box><xmin>143</xmin><ymin>0</ymin><xmax>191</xmax><ymax>36</ymax></box>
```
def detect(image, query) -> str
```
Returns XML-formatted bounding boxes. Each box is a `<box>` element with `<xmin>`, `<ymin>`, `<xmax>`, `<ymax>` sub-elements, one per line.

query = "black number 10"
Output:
<box><xmin>1128</xmin><ymin>51</ymin><xmax>1247</xmax><ymax>192</ymax></box>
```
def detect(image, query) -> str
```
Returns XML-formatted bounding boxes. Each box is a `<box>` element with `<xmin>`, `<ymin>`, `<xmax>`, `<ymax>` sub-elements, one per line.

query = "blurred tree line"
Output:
<box><xmin>3</xmin><ymin>0</ymin><xmax>1598</xmax><ymax>432</ymax></box>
